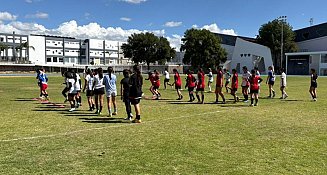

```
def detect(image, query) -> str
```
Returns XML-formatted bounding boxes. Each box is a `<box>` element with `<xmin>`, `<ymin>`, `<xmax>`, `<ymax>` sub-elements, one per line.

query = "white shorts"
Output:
<box><xmin>106</xmin><ymin>90</ymin><xmax>117</xmax><ymax>98</ymax></box>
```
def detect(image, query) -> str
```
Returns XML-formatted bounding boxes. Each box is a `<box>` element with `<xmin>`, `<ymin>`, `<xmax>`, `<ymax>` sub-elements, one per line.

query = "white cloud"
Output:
<box><xmin>120</xmin><ymin>0</ymin><xmax>147</xmax><ymax>4</ymax></box>
<box><xmin>0</xmin><ymin>12</ymin><xmax>17</xmax><ymax>21</ymax></box>
<box><xmin>164</xmin><ymin>21</ymin><xmax>182</xmax><ymax>28</ymax></box>
<box><xmin>120</xmin><ymin>17</ymin><xmax>132</xmax><ymax>22</ymax></box>
<box><xmin>166</xmin><ymin>34</ymin><xmax>182</xmax><ymax>51</ymax></box>
<box><xmin>201</xmin><ymin>23</ymin><xmax>237</xmax><ymax>36</ymax></box>
<box><xmin>25</xmin><ymin>12</ymin><xmax>49</xmax><ymax>19</ymax></box>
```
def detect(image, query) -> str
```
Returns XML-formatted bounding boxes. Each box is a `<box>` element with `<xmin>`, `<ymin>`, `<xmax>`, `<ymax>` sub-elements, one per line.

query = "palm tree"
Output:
<box><xmin>16</xmin><ymin>42</ymin><xmax>35</xmax><ymax>63</ymax></box>
<box><xmin>0</xmin><ymin>42</ymin><xmax>8</xmax><ymax>61</ymax></box>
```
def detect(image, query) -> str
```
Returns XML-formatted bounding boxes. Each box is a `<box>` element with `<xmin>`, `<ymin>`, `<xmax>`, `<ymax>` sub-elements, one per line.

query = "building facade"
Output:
<box><xmin>0</xmin><ymin>32</ymin><xmax>29</xmax><ymax>63</ymax></box>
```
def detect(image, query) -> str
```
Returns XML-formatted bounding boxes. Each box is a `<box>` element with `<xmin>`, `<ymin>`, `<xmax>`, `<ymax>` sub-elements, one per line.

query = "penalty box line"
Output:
<box><xmin>0</xmin><ymin>110</ymin><xmax>221</xmax><ymax>142</ymax></box>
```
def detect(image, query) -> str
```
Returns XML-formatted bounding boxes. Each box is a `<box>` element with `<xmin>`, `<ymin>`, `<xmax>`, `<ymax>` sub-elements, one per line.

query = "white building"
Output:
<box><xmin>0</xmin><ymin>32</ymin><xmax>29</xmax><ymax>63</ymax></box>
<box><xmin>218</xmin><ymin>34</ymin><xmax>273</xmax><ymax>74</ymax></box>
<box><xmin>285</xmin><ymin>22</ymin><xmax>327</xmax><ymax>75</ymax></box>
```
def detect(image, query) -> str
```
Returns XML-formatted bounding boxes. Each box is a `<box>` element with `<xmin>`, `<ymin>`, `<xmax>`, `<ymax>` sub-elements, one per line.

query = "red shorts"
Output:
<box><xmin>41</xmin><ymin>84</ymin><xmax>48</xmax><ymax>91</ymax></box>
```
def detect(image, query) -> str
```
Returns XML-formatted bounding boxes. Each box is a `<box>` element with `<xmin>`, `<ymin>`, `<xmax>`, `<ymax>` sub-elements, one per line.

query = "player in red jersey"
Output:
<box><xmin>195</xmin><ymin>68</ymin><xmax>205</xmax><ymax>104</ymax></box>
<box><xmin>153</xmin><ymin>70</ymin><xmax>161</xmax><ymax>100</ymax></box>
<box><xmin>172</xmin><ymin>69</ymin><xmax>183</xmax><ymax>100</ymax></box>
<box><xmin>231</xmin><ymin>69</ymin><xmax>239</xmax><ymax>103</ymax></box>
<box><xmin>185</xmin><ymin>70</ymin><xmax>196</xmax><ymax>102</ymax></box>
<box><xmin>145</xmin><ymin>72</ymin><xmax>157</xmax><ymax>99</ymax></box>
<box><xmin>215</xmin><ymin>67</ymin><xmax>226</xmax><ymax>104</ymax></box>
<box><xmin>249</xmin><ymin>69</ymin><xmax>263</xmax><ymax>106</ymax></box>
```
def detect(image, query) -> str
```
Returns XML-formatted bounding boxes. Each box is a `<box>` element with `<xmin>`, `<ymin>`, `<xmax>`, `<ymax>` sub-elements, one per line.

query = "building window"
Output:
<box><xmin>321</xmin><ymin>54</ymin><xmax>327</xmax><ymax>63</ymax></box>
<box><xmin>59</xmin><ymin>57</ymin><xmax>63</xmax><ymax>62</ymax></box>
<box><xmin>53</xmin><ymin>57</ymin><xmax>58</xmax><ymax>62</ymax></box>
<box><xmin>47</xmin><ymin>57</ymin><xmax>52</xmax><ymax>62</ymax></box>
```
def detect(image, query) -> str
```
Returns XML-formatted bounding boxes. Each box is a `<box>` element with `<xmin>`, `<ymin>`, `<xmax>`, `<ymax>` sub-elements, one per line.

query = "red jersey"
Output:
<box><xmin>149</xmin><ymin>75</ymin><xmax>155</xmax><ymax>86</ymax></box>
<box><xmin>232</xmin><ymin>73</ymin><xmax>238</xmax><ymax>89</ymax></box>
<box><xmin>174</xmin><ymin>73</ymin><xmax>182</xmax><ymax>87</ymax></box>
<box><xmin>216</xmin><ymin>70</ymin><xmax>224</xmax><ymax>87</ymax></box>
<box><xmin>249</xmin><ymin>75</ymin><xmax>261</xmax><ymax>91</ymax></box>
<box><xmin>186</xmin><ymin>74</ymin><xmax>196</xmax><ymax>88</ymax></box>
<box><xmin>154</xmin><ymin>74</ymin><xmax>160</xmax><ymax>87</ymax></box>
<box><xmin>197</xmin><ymin>72</ymin><xmax>205</xmax><ymax>89</ymax></box>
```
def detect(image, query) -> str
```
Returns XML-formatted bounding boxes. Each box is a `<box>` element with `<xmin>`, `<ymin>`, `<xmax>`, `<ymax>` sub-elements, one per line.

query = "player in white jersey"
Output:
<box><xmin>93</xmin><ymin>68</ymin><xmax>105</xmax><ymax>115</ymax></box>
<box><xmin>279</xmin><ymin>68</ymin><xmax>288</xmax><ymax>99</ymax></box>
<box><xmin>163</xmin><ymin>68</ymin><xmax>171</xmax><ymax>89</ymax></box>
<box><xmin>66</xmin><ymin>72</ymin><xmax>77</xmax><ymax>112</ymax></box>
<box><xmin>241</xmin><ymin>66</ymin><xmax>251</xmax><ymax>102</ymax></box>
<box><xmin>103</xmin><ymin>67</ymin><xmax>118</xmax><ymax>117</ymax></box>
<box><xmin>223</xmin><ymin>68</ymin><xmax>231</xmax><ymax>93</ymax></box>
<box><xmin>83</xmin><ymin>69</ymin><xmax>95</xmax><ymax>111</ymax></box>
<box><xmin>72</xmin><ymin>69</ymin><xmax>82</xmax><ymax>107</ymax></box>
<box><xmin>207</xmin><ymin>68</ymin><xmax>214</xmax><ymax>92</ymax></box>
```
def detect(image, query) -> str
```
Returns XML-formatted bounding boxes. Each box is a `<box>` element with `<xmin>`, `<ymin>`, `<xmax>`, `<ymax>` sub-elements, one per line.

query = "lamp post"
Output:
<box><xmin>278</xmin><ymin>16</ymin><xmax>287</xmax><ymax>69</ymax></box>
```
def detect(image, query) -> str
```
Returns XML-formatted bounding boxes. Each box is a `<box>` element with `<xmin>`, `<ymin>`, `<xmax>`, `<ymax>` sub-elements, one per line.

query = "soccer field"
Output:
<box><xmin>0</xmin><ymin>75</ymin><xmax>326</xmax><ymax>174</ymax></box>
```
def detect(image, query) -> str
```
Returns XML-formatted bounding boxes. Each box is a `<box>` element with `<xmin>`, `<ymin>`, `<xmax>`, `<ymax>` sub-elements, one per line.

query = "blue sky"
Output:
<box><xmin>0</xmin><ymin>0</ymin><xmax>326</xmax><ymax>48</ymax></box>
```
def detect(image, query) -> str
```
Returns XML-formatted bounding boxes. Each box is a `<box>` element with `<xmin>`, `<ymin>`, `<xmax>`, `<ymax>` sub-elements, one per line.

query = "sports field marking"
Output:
<box><xmin>0</xmin><ymin>110</ymin><xmax>221</xmax><ymax>142</ymax></box>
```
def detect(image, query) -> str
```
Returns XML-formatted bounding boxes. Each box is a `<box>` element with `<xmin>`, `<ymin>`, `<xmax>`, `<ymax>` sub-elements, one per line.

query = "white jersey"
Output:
<box><xmin>94</xmin><ymin>75</ymin><xmax>105</xmax><ymax>89</ymax></box>
<box><xmin>280</xmin><ymin>72</ymin><xmax>287</xmax><ymax>87</ymax></box>
<box><xmin>75</xmin><ymin>73</ymin><xmax>81</xmax><ymax>91</ymax></box>
<box><xmin>85</xmin><ymin>74</ymin><xmax>94</xmax><ymax>90</ymax></box>
<box><xmin>164</xmin><ymin>70</ymin><xmax>170</xmax><ymax>79</ymax></box>
<box><xmin>224</xmin><ymin>72</ymin><xmax>231</xmax><ymax>82</ymax></box>
<box><xmin>242</xmin><ymin>71</ymin><xmax>251</xmax><ymax>86</ymax></box>
<box><xmin>66</xmin><ymin>78</ymin><xmax>76</xmax><ymax>94</ymax></box>
<box><xmin>208</xmin><ymin>72</ymin><xmax>214</xmax><ymax>82</ymax></box>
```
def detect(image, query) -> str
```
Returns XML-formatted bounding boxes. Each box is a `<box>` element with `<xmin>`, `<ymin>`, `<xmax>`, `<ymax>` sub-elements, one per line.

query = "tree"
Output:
<box><xmin>121</xmin><ymin>32</ymin><xmax>176</xmax><ymax>70</ymax></box>
<box><xmin>257</xmin><ymin>19</ymin><xmax>298</xmax><ymax>69</ymax></box>
<box><xmin>180</xmin><ymin>28</ymin><xmax>227</xmax><ymax>68</ymax></box>
<box><xmin>0</xmin><ymin>42</ymin><xmax>8</xmax><ymax>61</ymax></box>
<box><xmin>16</xmin><ymin>42</ymin><xmax>35</xmax><ymax>63</ymax></box>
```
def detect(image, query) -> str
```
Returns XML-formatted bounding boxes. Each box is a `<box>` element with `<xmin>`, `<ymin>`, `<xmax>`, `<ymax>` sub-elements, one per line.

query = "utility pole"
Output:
<box><xmin>278</xmin><ymin>16</ymin><xmax>287</xmax><ymax>69</ymax></box>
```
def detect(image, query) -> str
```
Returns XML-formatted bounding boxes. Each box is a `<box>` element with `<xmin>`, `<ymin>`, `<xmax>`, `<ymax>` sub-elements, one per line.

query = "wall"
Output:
<box><xmin>297</xmin><ymin>36</ymin><xmax>327</xmax><ymax>52</ymax></box>
<box><xmin>231</xmin><ymin>38</ymin><xmax>273</xmax><ymax>74</ymax></box>
<box><xmin>29</xmin><ymin>35</ymin><xmax>45</xmax><ymax>65</ymax></box>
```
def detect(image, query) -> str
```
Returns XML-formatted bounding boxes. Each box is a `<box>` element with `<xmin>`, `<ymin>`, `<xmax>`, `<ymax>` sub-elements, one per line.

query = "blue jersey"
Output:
<box><xmin>268</xmin><ymin>70</ymin><xmax>275</xmax><ymax>82</ymax></box>
<box><xmin>103</xmin><ymin>74</ymin><xmax>117</xmax><ymax>92</ymax></box>
<box><xmin>38</xmin><ymin>72</ymin><xmax>48</xmax><ymax>84</ymax></box>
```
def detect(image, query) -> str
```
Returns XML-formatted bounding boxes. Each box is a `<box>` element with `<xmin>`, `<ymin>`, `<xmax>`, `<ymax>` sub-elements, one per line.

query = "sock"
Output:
<box><xmin>209</xmin><ymin>86</ymin><xmax>211</xmax><ymax>92</ymax></box>
<box><xmin>245</xmin><ymin>95</ymin><xmax>248</xmax><ymax>101</ymax></box>
<box><xmin>79</xmin><ymin>96</ymin><xmax>82</xmax><ymax>103</ymax></box>
<box><xmin>114</xmin><ymin>108</ymin><xmax>117</xmax><ymax>113</ymax></box>
<box><xmin>71</xmin><ymin>103</ymin><xmax>75</xmax><ymax>108</ymax></box>
<box><xmin>99</xmin><ymin>106</ymin><xmax>103</xmax><ymax>112</ymax></box>
<box><xmin>191</xmin><ymin>94</ymin><xmax>195</xmax><ymax>101</ymax></box>
<box><xmin>109</xmin><ymin>108</ymin><xmax>112</xmax><ymax>114</ymax></box>
<box><xmin>136</xmin><ymin>115</ymin><xmax>141</xmax><ymax>120</ymax></box>
<box><xmin>201</xmin><ymin>95</ymin><xmax>204</xmax><ymax>103</ymax></box>
<box><xmin>255</xmin><ymin>99</ymin><xmax>258</xmax><ymax>104</ymax></box>
<box><xmin>92</xmin><ymin>104</ymin><xmax>95</xmax><ymax>109</ymax></box>
<box><xmin>196</xmin><ymin>95</ymin><xmax>200</xmax><ymax>101</ymax></box>
<box><xmin>251</xmin><ymin>98</ymin><xmax>254</xmax><ymax>104</ymax></box>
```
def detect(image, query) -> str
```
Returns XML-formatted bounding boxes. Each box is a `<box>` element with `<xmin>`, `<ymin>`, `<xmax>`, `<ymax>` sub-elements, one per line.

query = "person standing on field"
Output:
<box><xmin>163</xmin><ymin>68</ymin><xmax>171</xmax><ymax>89</ymax></box>
<box><xmin>279</xmin><ymin>68</ymin><xmax>288</xmax><ymax>99</ymax></box>
<box><xmin>223</xmin><ymin>68</ymin><xmax>231</xmax><ymax>93</ymax></box>
<box><xmin>196</xmin><ymin>68</ymin><xmax>205</xmax><ymax>104</ymax></box>
<box><xmin>83</xmin><ymin>69</ymin><xmax>95</xmax><ymax>111</ymax></box>
<box><xmin>129</xmin><ymin>65</ymin><xmax>143</xmax><ymax>123</ymax></box>
<box><xmin>103</xmin><ymin>66</ymin><xmax>118</xmax><ymax>117</ymax></box>
<box><xmin>172</xmin><ymin>69</ymin><xmax>183</xmax><ymax>100</ymax></box>
<box><xmin>249</xmin><ymin>69</ymin><xmax>263</xmax><ymax>106</ymax></box>
<box><xmin>266</xmin><ymin>66</ymin><xmax>276</xmax><ymax>98</ymax></box>
<box><xmin>215</xmin><ymin>67</ymin><xmax>226</xmax><ymax>104</ymax></box>
<box><xmin>309</xmin><ymin>68</ymin><xmax>318</xmax><ymax>101</ymax></box>
<box><xmin>207</xmin><ymin>68</ymin><xmax>214</xmax><ymax>92</ymax></box>
<box><xmin>241</xmin><ymin>66</ymin><xmax>251</xmax><ymax>102</ymax></box>
<box><xmin>93</xmin><ymin>68</ymin><xmax>105</xmax><ymax>115</ymax></box>
<box><xmin>231</xmin><ymin>69</ymin><xmax>239</xmax><ymax>103</ymax></box>
<box><xmin>121</xmin><ymin>69</ymin><xmax>133</xmax><ymax>121</ymax></box>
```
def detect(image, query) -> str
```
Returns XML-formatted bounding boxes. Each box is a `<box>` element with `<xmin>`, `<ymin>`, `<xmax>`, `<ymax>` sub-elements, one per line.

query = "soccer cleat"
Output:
<box><xmin>108</xmin><ymin>113</ymin><xmax>112</xmax><ymax>117</ymax></box>
<box><xmin>112</xmin><ymin>112</ymin><xmax>117</xmax><ymax>115</ymax></box>
<box><xmin>249</xmin><ymin>104</ymin><xmax>254</xmax><ymax>107</ymax></box>
<box><xmin>313</xmin><ymin>98</ymin><xmax>317</xmax><ymax>102</ymax></box>
<box><xmin>69</xmin><ymin>108</ymin><xmax>76</xmax><ymax>112</ymax></box>
<box><xmin>244</xmin><ymin>100</ymin><xmax>249</xmax><ymax>103</ymax></box>
<box><xmin>132</xmin><ymin>119</ymin><xmax>142</xmax><ymax>123</ymax></box>
<box><xmin>124</xmin><ymin>117</ymin><xmax>132</xmax><ymax>121</ymax></box>
<box><xmin>254</xmin><ymin>103</ymin><xmax>258</xmax><ymax>106</ymax></box>
<box><xmin>284</xmin><ymin>95</ymin><xmax>288</xmax><ymax>99</ymax></box>
<box><xmin>95</xmin><ymin>110</ymin><xmax>99</xmax><ymax>114</ymax></box>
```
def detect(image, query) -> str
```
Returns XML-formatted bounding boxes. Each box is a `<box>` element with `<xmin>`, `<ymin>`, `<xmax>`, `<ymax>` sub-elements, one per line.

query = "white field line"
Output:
<box><xmin>0</xmin><ymin>110</ymin><xmax>221</xmax><ymax>142</ymax></box>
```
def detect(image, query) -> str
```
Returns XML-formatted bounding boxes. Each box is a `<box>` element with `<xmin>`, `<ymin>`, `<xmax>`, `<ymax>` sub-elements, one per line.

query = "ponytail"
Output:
<box><xmin>98</xmin><ymin>68</ymin><xmax>103</xmax><ymax>79</ymax></box>
<box><xmin>108</xmin><ymin>67</ymin><xmax>113</xmax><ymax>80</ymax></box>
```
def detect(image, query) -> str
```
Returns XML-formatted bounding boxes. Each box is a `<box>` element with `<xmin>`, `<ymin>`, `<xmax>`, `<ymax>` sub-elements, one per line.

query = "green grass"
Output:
<box><xmin>0</xmin><ymin>75</ymin><xmax>326</xmax><ymax>174</ymax></box>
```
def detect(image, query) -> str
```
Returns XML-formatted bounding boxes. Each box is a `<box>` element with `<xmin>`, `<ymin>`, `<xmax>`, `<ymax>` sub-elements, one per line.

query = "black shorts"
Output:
<box><xmin>268</xmin><ymin>81</ymin><xmax>275</xmax><ymax>86</ymax></box>
<box><xmin>225</xmin><ymin>81</ymin><xmax>230</xmax><ymax>86</ymax></box>
<box><xmin>311</xmin><ymin>82</ymin><xmax>317</xmax><ymax>88</ymax></box>
<box><xmin>196</xmin><ymin>88</ymin><xmax>204</xmax><ymax>92</ymax></box>
<box><xmin>68</xmin><ymin>93</ymin><xmax>77</xmax><ymax>98</ymax></box>
<box><xmin>231</xmin><ymin>88</ymin><xmax>238</xmax><ymax>92</ymax></box>
<box><xmin>94</xmin><ymin>87</ymin><xmax>105</xmax><ymax>95</ymax></box>
<box><xmin>242</xmin><ymin>86</ymin><xmax>249</xmax><ymax>88</ymax></box>
<box><xmin>175</xmin><ymin>85</ymin><xmax>181</xmax><ymax>90</ymax></box>
<box><xmin>250</xmin><ymin>89</ymin><xmax>259</xmax><ymax>94</ymax></box>
<box><xmin>188</xmin><ymin>87</ymin><xmax>195</xmax><ymax>92</ymax></box>
<box><xmin>153</xmin><ymin>86</ymin><xmax>159</xmax><ymax>90</ymax></box>
<box><xmin>164</xmin><ymin>79</ymin><xmax>170</xmax><ymax>83</ymax></box>
<box><xmin>130</xmin><ymin>98</ymin><xmax>141</xmax><ymax>105</ymax></box>
<box><xmin>86</xmin><ymin>90</ymin><xmax>94</xmax><ymax>97</ymax></box>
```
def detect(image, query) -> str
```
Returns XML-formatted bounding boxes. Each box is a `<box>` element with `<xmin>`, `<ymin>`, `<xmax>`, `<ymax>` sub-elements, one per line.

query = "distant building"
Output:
<box><xmin>286</xmin><ymin>22</ymin><xmax>327</xmax><ymax>75</ymax></box>
<box><xmin>0</xmin><ymin>32</ymin><xmax>29</xmax><ymax>63</ymax></box>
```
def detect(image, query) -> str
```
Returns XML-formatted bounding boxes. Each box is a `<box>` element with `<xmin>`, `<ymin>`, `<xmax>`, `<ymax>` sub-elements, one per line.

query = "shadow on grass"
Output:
<box><xmin>12</xmin><ymin>98</ymin><xmax>35</xmax><ymax>102</ymax></box>
<box><xmin>32</xmin><ymin>109</ymin><xmax>69</xmax><ymax>112</ymax></box>
<box><xmin>79</xmin><ymin>117</ymin><xmax>131</xmax><ymax>124</ymax></box>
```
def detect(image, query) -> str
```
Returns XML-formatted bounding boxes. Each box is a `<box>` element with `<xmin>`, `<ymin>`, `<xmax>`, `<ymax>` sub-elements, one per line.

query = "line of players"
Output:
<box><xmin>147</xmin><ymin>66</ymin><xmax>318</xmax><ymax>106</ymax></box>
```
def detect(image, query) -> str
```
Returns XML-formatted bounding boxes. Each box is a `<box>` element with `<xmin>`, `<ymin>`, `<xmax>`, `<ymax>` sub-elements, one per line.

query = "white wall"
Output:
<box><xmin>221</xmin><ymin>44</ymin><xmax>235</xmax><ymax>61</ymax></box>
<box><xmin>231</xmin><ymin>38</ymin><xmax>273</xmax><ymax>74</ymax></box>
<box><xmin>29</xmin><ymin>35</ymin><xmax>45</xmax><ymax>65</ymax></box>
<box><xmin>297</xmin><ymin>36</ymin><xmax>327</xmax><ymax>52</ymax></box>
<box><xmin>89</xmin><ymin>39</ymin><xmax>103</xmax><ymax>49</ymax></box>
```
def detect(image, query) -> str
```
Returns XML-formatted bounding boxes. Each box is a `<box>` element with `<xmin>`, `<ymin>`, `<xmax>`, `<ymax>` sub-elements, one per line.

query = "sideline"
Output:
<box><xmin>0</xmin><ymin>110</ymin><xmax>221</xmax><ymax>142</ymax></box>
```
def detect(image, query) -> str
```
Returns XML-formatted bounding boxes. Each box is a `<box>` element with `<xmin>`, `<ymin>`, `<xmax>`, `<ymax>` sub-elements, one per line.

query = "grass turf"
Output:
<box><xmin>0</xmin><ymin>75</ymin><xmax>326</xmax><ymax>174</ymax></box>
